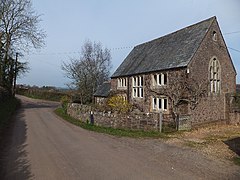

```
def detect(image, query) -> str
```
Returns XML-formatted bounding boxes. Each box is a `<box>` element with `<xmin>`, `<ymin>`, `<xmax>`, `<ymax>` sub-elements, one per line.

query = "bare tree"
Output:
<box><xmin>0</xmin><ymin>0</ymin><xmax>45</xmax><ymax>94</ymax></box>
<box><xmin>150</xmin><ymin>73</ymin><xmax>208</xmax><ymax>126</ymax></box>
<box><xmin>62</xmin><ymin>40</ymin><xmax>112</xmax><ymax>104</ymax></box>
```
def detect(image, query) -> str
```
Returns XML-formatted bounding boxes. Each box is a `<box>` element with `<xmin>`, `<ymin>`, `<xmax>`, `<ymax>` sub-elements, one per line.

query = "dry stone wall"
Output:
<box><xmin>67</xmin><ymin>103</ymin><xmax>175</xmax><ymax>131</ymax></box>
<box><xmin>67</xmin><ymin>103</ymin><xmax>195</xmax><ymax>131</ymax></box>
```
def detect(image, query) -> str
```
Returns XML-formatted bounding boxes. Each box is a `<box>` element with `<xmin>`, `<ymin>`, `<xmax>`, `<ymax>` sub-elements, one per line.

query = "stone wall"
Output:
<box><xmin>229</xmin><ymin>113</ymin><xmax>240</xmax><ymax>125</ymax></box>
<box><xmin>111</xmin><ymin>69</ymin><xmax>187</xmax><ymax>114</ymax></box>
<box><xmin>227</xmin><ymin>94</ymin><xmax>240</xmax><ymax>125</ymax></box>
<box><xmin>67</xmin><ymin>103</ymin><xmax>180</xmax><ymax>131</ymax></box>
<box><xmin>188</xmin><ymin>19</ymin><xmax>236</xmax><ymax>124</ymax></box>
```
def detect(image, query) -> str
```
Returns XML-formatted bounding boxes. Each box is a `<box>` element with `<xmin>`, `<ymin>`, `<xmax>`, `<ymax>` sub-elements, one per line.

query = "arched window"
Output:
<box><xmin>209</xmin><ymin>57</ymin><xmax>220</xmax><ymax>93</ymax></box>
<box><xmin>213</xmin><ymin>31</ymin><xmax>217</xmax><ymax>41</ymax></box>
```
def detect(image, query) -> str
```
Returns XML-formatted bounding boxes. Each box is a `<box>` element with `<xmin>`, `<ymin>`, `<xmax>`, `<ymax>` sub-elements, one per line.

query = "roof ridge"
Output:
<box><xmin>134</xmin><ymin>16</ymin><xmax>216</xmax><ymax>48</ymax></box>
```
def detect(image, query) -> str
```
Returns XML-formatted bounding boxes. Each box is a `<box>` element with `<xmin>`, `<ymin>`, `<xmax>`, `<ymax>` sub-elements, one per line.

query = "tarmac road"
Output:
<box><xmin>0</xmin><ymin>95</ymin><xmax>239</xmax><ymax>180</ymax></box>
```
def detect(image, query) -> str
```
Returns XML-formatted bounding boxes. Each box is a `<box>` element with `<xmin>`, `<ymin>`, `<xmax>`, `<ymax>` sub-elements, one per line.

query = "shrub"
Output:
<box><xmin>60</xmin><ymin>95</ymin><xmax>71</xmax><ymax>113</ymax></box>
<box><xmin>107</xmin><ymin>95</ymin><xmax>132</xmax><ymax>114</ymax></box>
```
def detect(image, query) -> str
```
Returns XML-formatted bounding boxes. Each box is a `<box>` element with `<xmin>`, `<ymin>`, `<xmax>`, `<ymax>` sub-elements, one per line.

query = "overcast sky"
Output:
<box><xmin>18</xmin><ymin>0</ymin><xmax>240</xmax><ymax>87</ymax></box>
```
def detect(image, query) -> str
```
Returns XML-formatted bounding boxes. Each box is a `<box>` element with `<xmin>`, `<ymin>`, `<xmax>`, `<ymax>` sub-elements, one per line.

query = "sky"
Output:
<box><xmin>17</xmin><ymin>0</ymin><xmax>240</xmax><ymax>88</ymax></box>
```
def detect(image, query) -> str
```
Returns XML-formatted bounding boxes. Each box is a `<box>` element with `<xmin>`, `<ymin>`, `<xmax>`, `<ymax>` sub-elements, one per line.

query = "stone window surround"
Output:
<box><xmin>132</xmin><ymin>75</ymin><xmax>143</xmax><ymax>98</ymax></box>
<box><xmin>152</xmin><ymin>73</ymin><xmax>168</xmax><ymax>86</ymax></box>
<box><xmin>117</xmin><ymin>77</ymin><xmax>127</xmax><ymax>89</ymax></box>
<box><xmin>209</xmin><ymin>56</ymin><xmax>221</xmax><ymax>94</ymax></box>
<box><xmin>152</xmin><ymin>96</ymin><xmax>168</xmax><ymax>111</ymax></box>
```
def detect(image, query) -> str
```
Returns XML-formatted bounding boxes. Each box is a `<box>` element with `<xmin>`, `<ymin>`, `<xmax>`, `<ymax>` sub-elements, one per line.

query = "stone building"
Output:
<box><xmin>109</xmin><ymin>16</ymin><xmax>236</xmax><ymax>125</ymax></box>
<box><xmin>93</xmin><ymin>81</ymin><xmax>111</xmax><ymax>104</ymax></box>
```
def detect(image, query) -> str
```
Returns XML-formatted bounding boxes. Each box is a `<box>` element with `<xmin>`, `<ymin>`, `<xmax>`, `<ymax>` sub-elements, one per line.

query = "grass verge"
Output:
<box><xmin>0</xmin><ymin>97</ymin><xmax>20</xmax><ymax>134</ymax></box>
<box><xmin>233</xmin><ymin>157</ymin><xmax>240</xmax><ymax>166</ymax></box>
<box><xmin>19</xmin><ymin>93</ymin><xmax>61</xmax><ymax>102</ymax></box>
<box><xmin>17</xmin><ymin>89</ymin><xmax>68</xmax><ymax>102</ymax></box>
<box><xmin>54</xmin><ymin>107</ymin><xmax>168</xmax><ymax>138</ymax></box>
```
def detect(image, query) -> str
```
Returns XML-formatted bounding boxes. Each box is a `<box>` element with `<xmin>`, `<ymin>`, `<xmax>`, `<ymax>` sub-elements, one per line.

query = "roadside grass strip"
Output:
<box><xmin>233</xmin><ymin>157</ymin><xmax>240</xmax><ymax>166</ymax></box>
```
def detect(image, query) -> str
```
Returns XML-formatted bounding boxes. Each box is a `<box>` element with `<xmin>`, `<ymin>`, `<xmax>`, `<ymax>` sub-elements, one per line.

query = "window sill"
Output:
<box><xmin>152</xmin><ymin>109</ymin><xmax>168</xmax><ymax>113</ymax></box>
<box><xmin>132</xmin><ymin>97</ymin><xmax>144</xmax><ymax>99</ymax></box>
<box><xmin>117</xmin><ymin>87</ymin><xmax>127</xmax><ymax>90</ymax></box>
<box><xmin>152</xmin><ymin>85</ymin><xmax>167</xmax><ymax>88</ymax></box>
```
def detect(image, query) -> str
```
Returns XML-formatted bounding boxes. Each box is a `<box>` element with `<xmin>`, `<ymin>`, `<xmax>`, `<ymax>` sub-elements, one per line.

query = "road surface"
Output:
<box><xmin>0</xmin><ymin>95</ymin><xmax>239</xmax><ymax>179</ymax></box>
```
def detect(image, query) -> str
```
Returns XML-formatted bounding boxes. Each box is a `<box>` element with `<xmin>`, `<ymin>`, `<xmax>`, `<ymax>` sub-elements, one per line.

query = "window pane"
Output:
<box><xmin>214</xmin><ymin>80</ymin><xmax>217</xmax><ymax>93</ymax></box>
<box><xmin>217</xmin><ymin>81</ymin><xmax>220</xmax><ymax>92</ymax></box>
<box><xmin>210</xmin><ymin>67</ymin><xmax>213</xmax><ymax>79</ymax></box>
<box><xmin>153</xmin><ymin>98</ymin><xmax>156</xmax><ymax>109</ymax></box>
<box><xmin>164</xmin><ymin>99</ymin><xmax>167</xmax><ymax>110</ymax></box>
<box><xmin>153</xmin><ymin>75</ymin><xmax>157</xmax><ymax>86</ymax></box>
<box><xmin>133</xmin><ymin>77</ymin><xmax>136</xmax><ymax>87</ymax></box>
<box><xmin>158</xmin><ymin>74</ymin><xmax>162</xmax><ymax>85</ymax></box>
<box><xmin>139</xmin><ymin>76</ymin><xmax>142</xmax><ymax>86</ymax></box>
<box><xmin>163</xmin><ymin>74</ymin><xmax>167</xmax><ymax>85</ymax></box>
<box><xmin>158</xmin><ymin>98</ymin><xmax>162</xmax><ymax>110</ymax></box>
<box><xmin>210</xmin><ymin>80</ymin><xmax>213</xmax><ymax>92</ymax></box>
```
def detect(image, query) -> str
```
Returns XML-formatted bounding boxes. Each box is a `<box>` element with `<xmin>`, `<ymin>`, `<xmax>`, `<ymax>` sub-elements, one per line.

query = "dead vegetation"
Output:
<box><xmin>165</xmin><ymin>124</ymin><xmax>240</xmax><ymax>164</ymax></box>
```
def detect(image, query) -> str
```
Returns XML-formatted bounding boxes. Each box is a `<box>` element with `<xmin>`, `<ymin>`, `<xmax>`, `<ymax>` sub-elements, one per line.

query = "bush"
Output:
<box><xmin>60</xmin><ymin>95</ymin><xmax>71</xmax><ymax>113</ymax></box>
<box><xmin>0</xmin><ymin>97</ymin><xmax>20</xmax><ymax>134</ymax></box>
<box><xmin>107</xmin><ymin>95</ymin><xmax>132</xmax><ymax>113</ymax></box>
<box><xmin>17</xmin><ymin>88</ymin><xmax>69</xmax><ymax>102</ymax></box>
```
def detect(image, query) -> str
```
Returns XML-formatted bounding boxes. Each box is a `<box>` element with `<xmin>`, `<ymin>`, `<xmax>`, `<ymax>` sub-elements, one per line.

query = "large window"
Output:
<box><xmin>152</xmin><ymin>73</ymin><xmax>167</xmax><ymax>86</ymax></box>
<box><xmin>117</xmin><ymin>78</ymin><xmax>127</xmax><ymax>89</ymax></box>
<box><xmin>209</xmin><ymin>57</ymin><xmax>220</xmax><ymax>93</ymax></box>
<box><xmin>152</xmin><ymin>96</ymin><xmax>168</xmax><ymax>111</ymax></box>
<box><xmin>132</xmin><ymin>76</ymin><xmax>143</xmax><ymax>98</ymax></box>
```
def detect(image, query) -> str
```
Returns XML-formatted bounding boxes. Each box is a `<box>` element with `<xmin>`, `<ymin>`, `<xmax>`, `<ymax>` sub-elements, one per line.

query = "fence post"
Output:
<box><xmin>90</xmin><ymin>111</ymin><xmax>94</xmax><ymax>125</ymax></box>
<box><xmin>159</xmin><ymin>111</ymin><xmax>163</xmax><ymax>133</ymax></box>
<box><xmin>176</xmin><ymin>114</ymin><xmax>179</xmax><ymax>131</ymax></box>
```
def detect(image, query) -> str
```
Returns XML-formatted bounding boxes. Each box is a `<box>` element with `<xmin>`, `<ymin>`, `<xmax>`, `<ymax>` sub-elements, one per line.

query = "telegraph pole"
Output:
<box><xmin>13</xmin><ymin>52</ymin><xmax>18</xmax><ymax>96</ymax></box>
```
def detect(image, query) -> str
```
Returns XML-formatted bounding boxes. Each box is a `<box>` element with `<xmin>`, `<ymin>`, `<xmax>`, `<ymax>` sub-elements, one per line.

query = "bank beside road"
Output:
<box><xmin>0</xmin><ymin>97</ymin><xmax>20</xmax><ymax>137</ymax></box>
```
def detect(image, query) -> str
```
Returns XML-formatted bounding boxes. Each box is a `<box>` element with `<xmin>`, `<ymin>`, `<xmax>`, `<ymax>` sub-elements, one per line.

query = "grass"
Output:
<box><xmin>0</xmin><ymin>97</ymin><xmax>20</xmax><ymax>134</ymax></box>
<box><xmin>17</xmin><ymin>89</ymin><xmax>68</xmax><ymax>102</ymax></box>
<box><xmin>184</xmin><ymin>140</ymin><xmax>206</xmax><ymax>148</ymax></box>
<box><xmin>54</xmin><ymin>107</ymin><xmax>169</xmax><ymax>138</ymax></box>
<box><xmin>233</xmin><ymin>157</ymin><xmax>240</xmax><ymax>166</ymax></box>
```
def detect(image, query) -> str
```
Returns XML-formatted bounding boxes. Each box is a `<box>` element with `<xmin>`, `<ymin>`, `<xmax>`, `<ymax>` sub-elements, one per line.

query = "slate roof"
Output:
<box><xmin>112</xmin><ymin>17</ymin><xmax>216</xmax><ymax>78</ymax></box>
<box><xmin>93</xmin><ymin>82</ymin><xmax>111</xmax><ymax>97</ymax></box>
